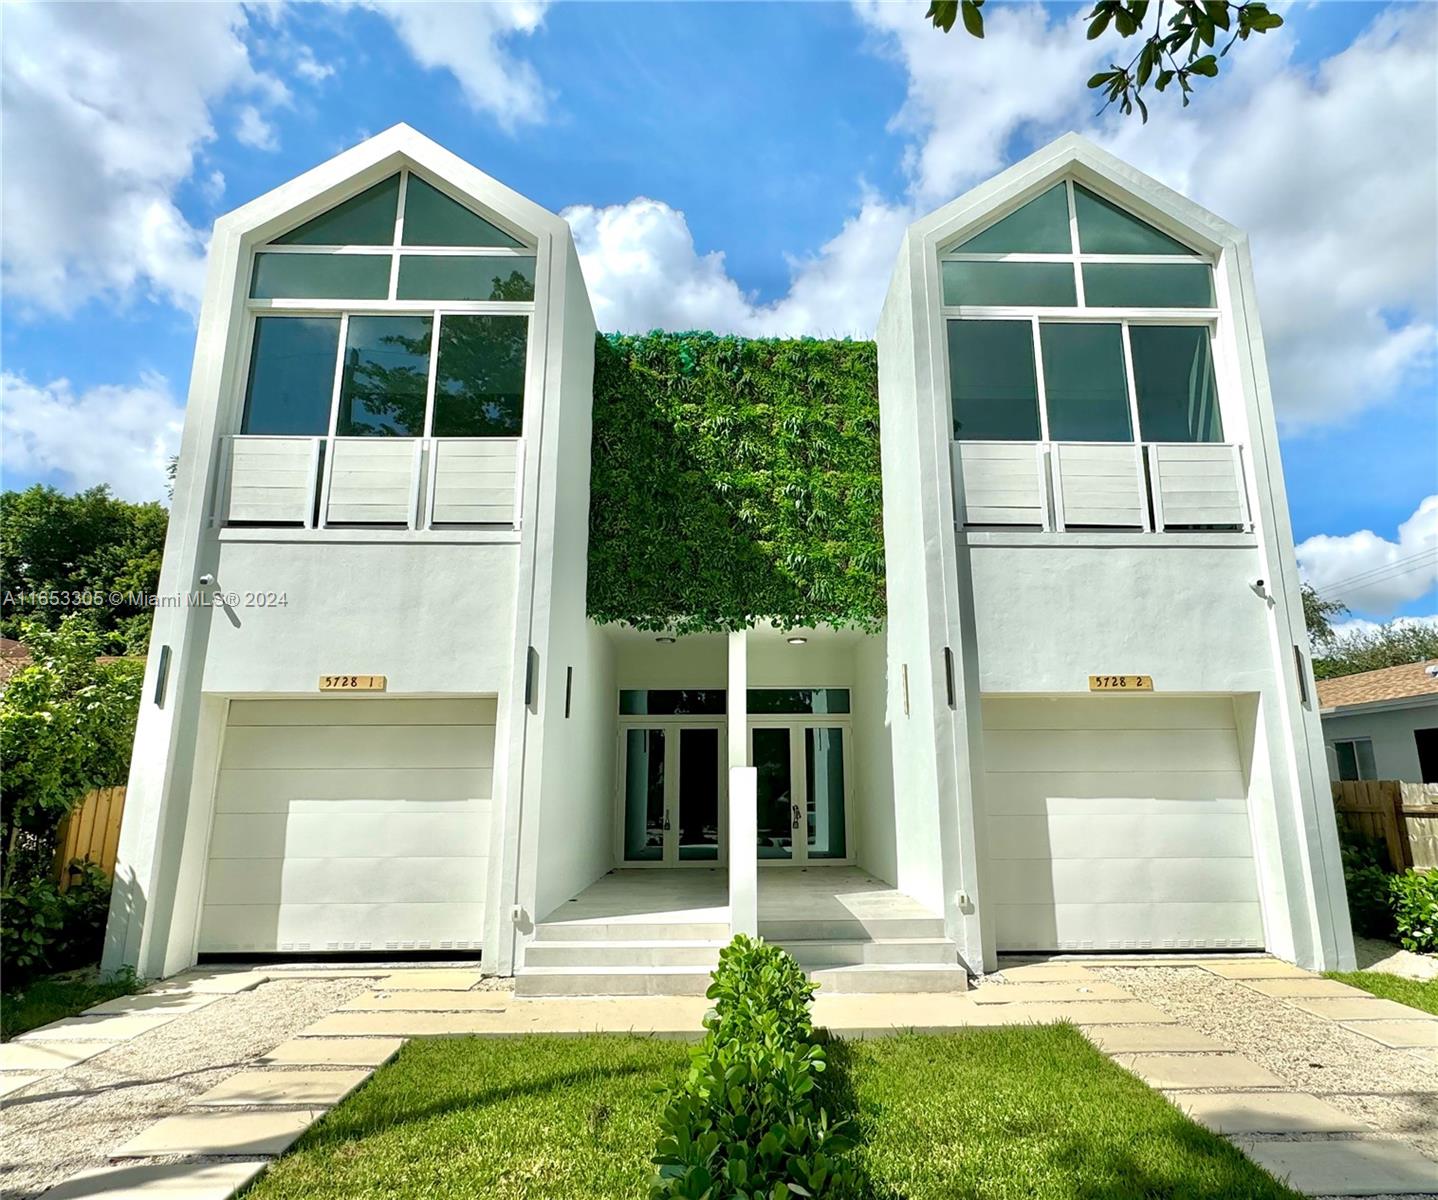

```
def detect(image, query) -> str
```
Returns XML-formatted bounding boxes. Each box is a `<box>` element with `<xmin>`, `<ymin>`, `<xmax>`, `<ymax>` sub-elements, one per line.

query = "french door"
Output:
<box><xmin>750</xmin><ymin>721</ymin><xmax>852</xmax><ymax>864</ymax></box>
<box><xmin>619</xmin><ymin>724</ymin><xmax>726</xmax><ymax>865</ymax></box>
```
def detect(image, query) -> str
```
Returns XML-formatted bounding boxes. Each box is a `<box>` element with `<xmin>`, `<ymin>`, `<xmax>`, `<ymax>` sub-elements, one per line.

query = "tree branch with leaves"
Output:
<box><xmin>926</xmin><ymin>0</ymin><xmax>1284</xmax><ymax>121</ymax></box>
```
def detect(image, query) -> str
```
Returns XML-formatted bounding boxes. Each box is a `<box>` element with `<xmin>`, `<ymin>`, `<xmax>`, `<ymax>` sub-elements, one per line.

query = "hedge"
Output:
<box><xmin>587</xmin><ymin>333</ymin><xmax>884</xmax><ymax>634</ymax></box>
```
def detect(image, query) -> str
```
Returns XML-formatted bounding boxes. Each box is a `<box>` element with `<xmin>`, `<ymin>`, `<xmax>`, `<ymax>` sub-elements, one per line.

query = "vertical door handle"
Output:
<box><xmin>791</xmin><ymin>803</ymin><xmax>802</xmax><ymax>828</ymax></box>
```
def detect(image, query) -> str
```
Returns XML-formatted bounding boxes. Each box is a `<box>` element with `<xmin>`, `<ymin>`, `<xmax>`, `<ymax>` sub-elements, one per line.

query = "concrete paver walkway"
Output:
<box><xmin>6</xmin><ymin>956</ymin><xmax>1436</xmax><ymax>1199</ymax></box>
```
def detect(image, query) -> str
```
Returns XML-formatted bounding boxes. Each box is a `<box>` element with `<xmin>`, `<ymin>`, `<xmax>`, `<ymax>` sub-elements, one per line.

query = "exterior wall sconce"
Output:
<box><xmin>786</xmin><ymin>636</ymin><xmax>807</xmax><ymax>645</ymax></box>
<box><xmin>655</xmin><ymin>636</ymin><xmax>676</xmax><ymax>644</ymax></box>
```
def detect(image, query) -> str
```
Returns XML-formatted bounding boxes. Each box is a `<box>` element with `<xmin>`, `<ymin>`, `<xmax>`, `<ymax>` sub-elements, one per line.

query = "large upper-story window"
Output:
<box><xmin>239</xmin><ymin>170</ymin><xmax>532</xmax><ymax>440</ymax></box>
<box><xmin>943</xmin><ymin>180</ymin><xmax>1222</xmax><ymax>445</ymax></box>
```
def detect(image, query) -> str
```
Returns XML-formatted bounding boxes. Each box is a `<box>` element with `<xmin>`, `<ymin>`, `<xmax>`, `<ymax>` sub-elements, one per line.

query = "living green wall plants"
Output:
<box><xmin>588</xmin><ymin>333</ymin><xmax>884</xmax><ymax>634</ymax></box>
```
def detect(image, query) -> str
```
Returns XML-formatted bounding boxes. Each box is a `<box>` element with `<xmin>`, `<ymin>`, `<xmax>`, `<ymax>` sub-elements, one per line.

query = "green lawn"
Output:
<box><xmin>1</xmin><ymin>968</ymin><xmax>139</xmax><ymax>1041</ymax></box>
<box><xmin>242</xmin><ymin>1027</ymin><xmax>1299</xmax><ymax>1200</ymax></box>
<box><xmin>1325</xmin><ymin>969</ymin><xmax>1438</xmax><ymax>1016</ymax></box>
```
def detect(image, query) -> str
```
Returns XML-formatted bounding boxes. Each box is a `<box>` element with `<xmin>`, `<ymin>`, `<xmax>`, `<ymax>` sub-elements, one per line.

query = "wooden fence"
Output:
<box><xmin>52</xmin><ymin>786</ymin><xmax>126</xmax><ymax>891</ymax></box>
<box><xmin>1332</xmin><ymin>780</ymin><xmax>1438</xmax><ymax>872</ymax></box>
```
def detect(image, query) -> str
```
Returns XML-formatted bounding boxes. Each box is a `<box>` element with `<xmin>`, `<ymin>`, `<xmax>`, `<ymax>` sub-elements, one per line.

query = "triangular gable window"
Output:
<box><xmin>274</xmin><ymin>175</ymin><xmax>401</xmax><ymax>246</ymax></box>
<box><xmin>1073</xmin><ymin>184</ymin><xmax>1196</xmax><ymax>256</ymax></box>
<box><xmin>955</xmin><ymin>183</ymin><xmax>1070</xmax><ymax>254</ymax></box>
<box><xmin>402</xmin><ymin>176</ymin><xmax>523</xmax><ymax>248</ymax></box>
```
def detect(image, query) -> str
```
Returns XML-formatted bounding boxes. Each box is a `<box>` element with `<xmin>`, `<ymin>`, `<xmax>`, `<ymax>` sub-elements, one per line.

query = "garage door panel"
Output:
<box><xmin>996</xmin><ymin>903</ymin><xmax>1265</xmax><ymax>952</ymax></box>
<box><xmin>987</xmin><ymin>812</ymin><xmax>1257</xmax><ymax>861</ymax></box>
<box><xmin>985</xmin><ymin>856</ymin><xmax>1261</xmax><ymax>906</ymax></box>
<box><xmin>220</xmin><ymin>724</ymin><xmax>495</xmax><ymax>771</ymax></box>
<box><xmin>216</xmin><ymin>767</ymin><xmax>491</xmax><ymax>812</ymax></box>
<box><xmin>227</xmin><ymin>698</ymin><xmax>497</xmax><ymax>726</ymax></box>
<box><xmin>983</xmin><ymin>697</ymin><xmax>1235</xmax><ymax>731</ymax></box>
<box><xmin>985</xmin><ymin>728</ymin><xmax>1240</xmax><ymax>773</ymax></box>
<box><xmin>198</xmin><ymin>903</ymin><xmax>487</xmax><ymax>953</ymax></box>
<box><xmin>980</xmin><ymin>695</ymin><xmax>1263</xmax><ymax>952</ymax></box>
<box><xmin>987</xmin><ymin>771</ymin><xmax>1247</xmax><ymax>813</ymax></box>
<box><xmin>204</xmin><ymin>856</ymin><xmax>488</xmax><ymax>906</ymax></box>
<box><xmin>208</xmin><ymin>811</ymin><xmax>489</xmax><ymax>860</ymax></box>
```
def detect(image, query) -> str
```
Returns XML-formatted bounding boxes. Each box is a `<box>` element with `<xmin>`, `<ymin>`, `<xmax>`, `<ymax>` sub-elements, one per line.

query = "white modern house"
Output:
<box><xmin>103</xmin><ymin>125</ymin><xmax>1355</xmax><ymax>994</ymax></box>
<box><xmin>1319</xmin><ymin>660</ymin><xmax>1438</xmax><ymax>783</ymax></box>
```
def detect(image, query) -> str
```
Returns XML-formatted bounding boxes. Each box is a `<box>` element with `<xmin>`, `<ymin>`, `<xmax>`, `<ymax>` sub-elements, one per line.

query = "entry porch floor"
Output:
<box><xmin>538</xmin><ymin>866</ymin><xmax>940</xmax><ymax>931</ymax></box>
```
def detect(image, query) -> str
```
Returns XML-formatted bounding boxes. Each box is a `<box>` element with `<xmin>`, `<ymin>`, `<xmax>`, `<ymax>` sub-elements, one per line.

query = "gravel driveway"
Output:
<box><xmin>0</xmin><ymin>977</ymin><xmax>371</xmax><ymax>1200</ymax></box>
<box><xmin>1095</xmin><ymin>965</ymin><xmax>1438</xmax><ymax>1164</ymax></box>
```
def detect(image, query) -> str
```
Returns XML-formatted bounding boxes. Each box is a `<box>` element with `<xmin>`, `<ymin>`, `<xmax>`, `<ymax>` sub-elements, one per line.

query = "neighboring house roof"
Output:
<box><xmin>0</xmin><ymin>638</ymin><xmax>30</xmax><ymax>687</ymax></box>
<box><xmin>1317</xmin><ymin>659</ymin><xmax>1438</xmax><ymax>712</ymax></box>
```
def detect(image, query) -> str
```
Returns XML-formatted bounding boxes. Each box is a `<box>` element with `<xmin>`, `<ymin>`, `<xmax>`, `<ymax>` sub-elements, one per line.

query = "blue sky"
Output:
<box><xmin>2</xmin><ymin>0</ymin><xmax>1434</xmax><ymax>629</ymax></box>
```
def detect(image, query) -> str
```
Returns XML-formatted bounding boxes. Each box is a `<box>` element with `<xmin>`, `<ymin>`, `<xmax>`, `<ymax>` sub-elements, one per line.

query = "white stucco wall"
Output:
<box><xmin>202</xmin><ymin>542</ymin><xmax>517</xmax><ymax>694</ymax></box>
<box><xmin>1323</xmin><ymin>701</ymin><xmax>1438</xmax><ymax>783</ymax></box>
<box><xmin>851</xmin><ymin>632</ymin><xmax>898</xmax><ymax>886</ymax></box>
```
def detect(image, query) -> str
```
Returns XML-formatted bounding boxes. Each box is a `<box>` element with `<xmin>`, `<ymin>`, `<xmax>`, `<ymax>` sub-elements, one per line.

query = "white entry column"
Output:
<box><xmin>727</xmin><ymin>629</ymin><xmax>757</xmax><ymax>937</ymax></box>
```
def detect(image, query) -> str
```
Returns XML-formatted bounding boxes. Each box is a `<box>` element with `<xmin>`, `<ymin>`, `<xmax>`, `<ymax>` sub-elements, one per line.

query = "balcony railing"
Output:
<box><xmin>951</xmin><ymin>441</ymin><xmax>1250</xmax><ymax>533</ymax></box>
<box><xmin>215</xmin><ymin>435</ymin><xmax>523</xmax><ymax>531</ymax></box>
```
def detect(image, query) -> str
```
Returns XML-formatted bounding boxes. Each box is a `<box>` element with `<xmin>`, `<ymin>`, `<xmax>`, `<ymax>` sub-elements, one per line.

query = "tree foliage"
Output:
<box><xmin>588</xmin><ymin>333</ymin><xmax>884</xmax><ymax>634</ymax></box>
<box><xmin>1</xmin><ymin>485</ymin><xmax>168</xmax><ymax>655</ymax></box>
<box><xmin>1302</xmin><ymin>582</ymin><xmax>1346</xmax><ymax>650</ymax></box>
<box><xmin>926</xmin><ymin>0</ymin><xmax>1284</xmax><ymax>121</ymax></box>
<box><xmin>0</xmin><ymin>616</ymin><xmax>143</xmax><ymax>887</ymax></box>
<box><xmin>1314</xmin><ymin>620</ymin><xmax>1438</xmax><ymax>681</ymax></box>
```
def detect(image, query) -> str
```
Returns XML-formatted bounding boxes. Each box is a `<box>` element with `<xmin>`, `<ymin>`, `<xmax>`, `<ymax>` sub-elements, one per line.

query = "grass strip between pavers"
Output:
<box><xmin>240</xmin><ymin>1026</ymin><xmax>1302</xmax><ymax>1200</ymax></box>
<box><xmin>1325</xmin><ymin>968</ymin><xmax>1438</xmax><ymax>1015</ymax></box>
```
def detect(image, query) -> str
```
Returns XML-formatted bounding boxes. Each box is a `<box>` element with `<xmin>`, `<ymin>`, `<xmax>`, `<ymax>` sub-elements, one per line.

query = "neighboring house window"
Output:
<box><xmin>240</xmin><ymin>170</ymin><xmax>533</xmax><ymax>439</ymax></box>
<box><xmin>941</xmin><ymin>180</ymin><xmax>1221</xmax><ymax>445</ymax></box>
<box><xmin>1416</xmin><ymin>727</ymin><xmax>1438</xmax><ymax>784</ymax></box>
<box><xmin>1333</xmin><ymin>737</ymin><xmax>1377</xmax><ymax>782</ymax></box>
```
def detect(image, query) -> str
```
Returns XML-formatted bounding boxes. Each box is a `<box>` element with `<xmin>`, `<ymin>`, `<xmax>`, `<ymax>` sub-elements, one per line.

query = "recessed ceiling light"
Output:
<box><xmin>787</xmin><ymin>636</ymin><xmax>808</xmax><ymax>645</ymax></box>
<box><xmin>655</xmin><ymin>636</ymin><xmax>676</xmax><ymax>644</ymax></box>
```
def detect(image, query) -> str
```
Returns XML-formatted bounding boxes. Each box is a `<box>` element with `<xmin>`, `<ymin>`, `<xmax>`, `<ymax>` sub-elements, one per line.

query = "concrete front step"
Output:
<box><xmin>516</xmin><ymin>959</ymin><xmax>970</xmax><ymax>998</ymax></box>
<box><xmin>759</xmin><ymin>917</ymin><xmax>946</xmax><ymax>942</ymax></box>
<box><xmin>532</xmin><ymin>921</ymin><xmax>731</xmax><ymax>943</ymax></box>
<box><xmin>780</xmin><ymin>937</ymin><xmax>958</xmax><ymax>967</ymax></box>
<box><xmin>524</xmin><ymin>940</ymin><xmax>725</xmax><ymax>968</ymax></box>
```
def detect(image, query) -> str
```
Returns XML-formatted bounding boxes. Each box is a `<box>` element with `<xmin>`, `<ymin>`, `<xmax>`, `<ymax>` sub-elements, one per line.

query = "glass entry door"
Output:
<box><xmin>750</xmin><ymin>722</ymin><xmax>850</xmax><ymax>863</ymax></box>
<box><xmin>620</xmin><ymin>724</ymin><xmax>725</xmax><ymax>864</ymax></box>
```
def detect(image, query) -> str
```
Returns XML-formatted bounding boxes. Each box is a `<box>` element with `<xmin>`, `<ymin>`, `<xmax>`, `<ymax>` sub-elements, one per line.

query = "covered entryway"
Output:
<box><xmin>197</xmin><ymin>697</ymin><xmax>494</xmax><ymax>953</ymax></box>
<box><xmin>981</xmin><ymin>695</ymin><xmax>1264</xmax><ymax>952</ymax></box>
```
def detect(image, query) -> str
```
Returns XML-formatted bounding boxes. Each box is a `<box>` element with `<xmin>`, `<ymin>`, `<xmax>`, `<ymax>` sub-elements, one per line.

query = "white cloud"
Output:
<box><xmin>0</xmin><ymin>2</ymin><xmax>285</xmax><ymax>315</ymax></box>
<box><xmin>1298</xmin><ymin>495</ymin><xmax>1438</xmax><ymax>616</ymax></box>
<box><xmin>294</xmin><ymin>48</ymin><xmax>335</xmax><ymax>83</ymax></box>
<box><xmin>235</xmin><ymin>104</ymin><xmax>279</xmax><ymax>151</ymax></box>
<box><xmin>1329</xmin><ymin>613</ymin><xmax>1438</xmax><ymax>642</ymax></box>
<box><xmin>0</xmin><ymin>372</ymin><xmax>183</xmax><ymax>503</ymax></box>
<box><xmin>364</xmin><ymin>1</ymin><xmax>549</xmax><ymax>129</ymax></box>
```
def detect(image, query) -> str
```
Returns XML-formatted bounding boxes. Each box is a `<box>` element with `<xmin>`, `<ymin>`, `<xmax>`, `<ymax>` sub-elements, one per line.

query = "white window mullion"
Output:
<box><xmin>389</xmin><ymin>170</ymin><xmax>408</xmax><ymax>301</ymax></box>
<box><xmin>422</xmin><ymin>311</ymin><xmax>441</xmax><ymax>438</ymax></box>
<box><xmin>1031</xmin><ymin>316</ymin><xmax>1051</xmax><ymax>443</ymax></box>
<box><xmin>1119</xmin><ymin>320</ymin><xmax>1144</xmax><ymax>443</ymax></box>
<box><xmin>1066</xmin><ymin>180</ymin><xmax>1085</xmax><ymax>307</ymax></box>
<box><xmin>1120</xmin><ymin>320</ymin><xmax>1153</xmax><ymax>531</ymax></box>
<box><xmin>327</xmin><ymin>313</ymin><xmax>348</xmax><ymax>441</ymax></box>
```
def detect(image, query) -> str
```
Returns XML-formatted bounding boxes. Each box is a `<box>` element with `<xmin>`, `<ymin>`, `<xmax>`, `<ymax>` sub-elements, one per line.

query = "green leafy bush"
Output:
<box><xmin>1391</xmin><ymin>870</ymin><xmax>1438</xmax><ymax>953</ymax></box>
<box><xmin>1338</xmin><ymin>830</ymin><xmax>1397</xmax><ymax>940</ymax></box>
<box><xmin>651</xmin><ymin>935</ymin><xmax>858</xmax><ymax>1199</ymax></box>
<box><xmin>588</xmin><ymin>333</ymin><xmax>883</xmax><ymax>634</ymax></box>
<box><xmin>1</xmin><ymin>862</ymin><xmax>114</xmax><ymax>984</ymax></box>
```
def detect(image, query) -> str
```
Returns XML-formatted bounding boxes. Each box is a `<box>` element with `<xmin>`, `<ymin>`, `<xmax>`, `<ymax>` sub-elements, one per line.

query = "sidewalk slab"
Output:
<box><xmin>0</xmin><ymin>1042</ymin><xmax>108</xmax><ymax>1071</ymax></box>
<box><xmin>1232</xmin><ymin>1136</ymin><xmax>1438</xmax><ymax>1196</ymax></box>
<box><xmin>41</xmin><ymin>1159</ymin><xmax>270</xmax><ymax>1199</ymax></box>
<box><xmin>303</xmin><ymin>996</ymin><xmax>710</xmax><ymax>1038</ymax></box>
<box><xmin>376</xmin><ymin>969</ymin><xmax>485</xmax><ymax>991</ymax></box>
<box><xmin>343</xmin><ymin>990</ymin><xmax>509</xmax><ymax>1012</ymax></box>
<box><xmin>0</xmin><ymin>1073</ymin><xmax>43</xmax><ymax>1099</ymax></box>
<box><xmin>112</xmin><ymin>1109</ymin><xmax>324</xmax><ymax>1158</ymax></box>
<box><xmin>1200</xmin><ymin>960</ymin><xmax>1315</xmax><ymax>981</ymax></box>
<box><xmin>813</xmin><ymin>994</ymin><xmax>1010</xmax><ymax>1033</ymax></box>
<box><xmin>153</xmin><ymin>970</ymin><xmax>268</xmax><ymax>995</ymax></box>
<box><xmin>1289</xmin><ymin>997</ymin><xmax>1438</xmax><ymax>1022</ymax></box>
<box><xmin>982</xmin><ymin>1000</ymin><xmax>1173</xmax><ymax>1025</ymax></box>
<box><xmin>993</xmin><ymin>964</ymin><xmax>1098</xmax><ymax>983</ymax></box>
<box><xmin>1239</xmin><ymin>978</ymin><xmax>1368</xmax><ymax>999</ymax></box>
<box><xmin>1080</xmin><ymin>1024</ymin><xmax>1229</xmax><ymax>1054</ymax></box>
<box><xmin>971</xmin><ymin>981</ymin><xmax>1131</xmax><ymax>1004</ymax></box>
<box><xmin>258</xmin><ymin>1037</ymin><xmax>405</xmax><ymax>1066</ymax></box>
<box><xmin>1338</xmin><ymin>1019</ymin><xmax>1438</xmax><ymax>1049</ymax></box>
<box><xmin>1112</xmin><ymin>1052</ymin><xmax>1286</xmax><ymax>1089</ymax></box>
<box><xmin>17</xmin><ymin>1011</ymin><xmax>177</xmax><ymax>1041</ymax></box>
<box><xmin>1168</xmin><ymin>1090</ymin><xmax>1367</xmax><ymax>1134</ymax></box>
<box><xmin>195</xmin><ymin>1068</ymin><xmax>371</xmax><ymax>1107</ymax></box>
<box><xmin>83</xmin><ymin>992</ymin><xmax>223</xmax><ymax>1016</ymax></box>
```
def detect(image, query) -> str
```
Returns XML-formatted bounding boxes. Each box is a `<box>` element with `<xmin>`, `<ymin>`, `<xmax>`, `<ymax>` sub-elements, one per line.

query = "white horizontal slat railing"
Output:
<box><xmin>216</xmin><ymin>435</ymin><xmax>523</xmax><ymax>531</ymax></box>
<box><xmin>952</xmin><ymin>440</ymin><xmax>1250</xmax><ymax>533</ymax></box>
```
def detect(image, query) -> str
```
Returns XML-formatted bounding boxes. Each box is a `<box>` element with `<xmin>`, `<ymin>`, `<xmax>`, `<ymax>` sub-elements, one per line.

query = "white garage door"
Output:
<box><xmin>199</xmin><ymin>698</ymin><xmax>494</xmax><ymax>953</ymax></box>
<box><xmin>982</xmin><ymin>696</ymin><xmax>1264</xmax><ymax>952</ymax></box>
